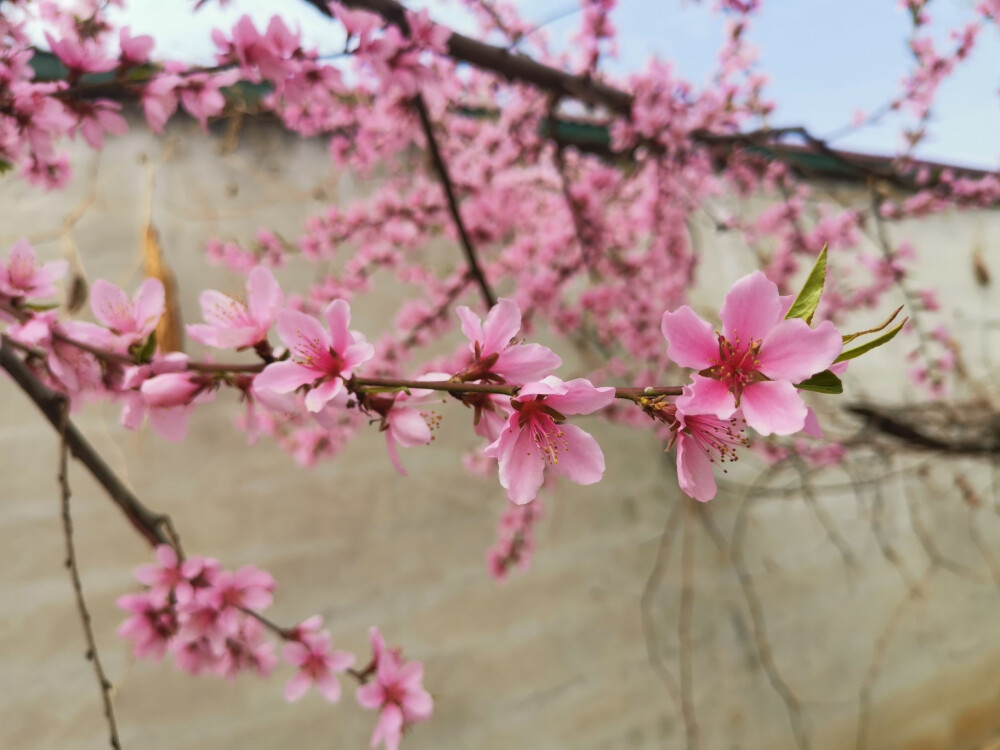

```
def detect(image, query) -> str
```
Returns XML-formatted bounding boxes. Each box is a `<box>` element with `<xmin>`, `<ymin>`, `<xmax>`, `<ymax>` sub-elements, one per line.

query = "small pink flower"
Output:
<box><xmin>666</xmin><ymin>399</ymin><xmax>749</xmax><ymax>503</ymax></box>
<box><xmin>283</xmin><ymin>626</ymin><xmax>356</xmax><ymax>703</ymax></box>
<box><xmin>134</xmin><ymin>544</ymin><xmax>218</xmax><ymax>605</ymax></box>
<box><xmin>484</xmin><ymin>376</ymin><xmax>615</xmax><ymax>505</ymax></box>
<box><xmin>0</xmin><ymin>239</ymin><xmax>68</xmax><ymax>299</ymax></box>
<box><xmin>356</xmin><ymin>649</ymin><xmax>433</xmax><ymax>750</ymax></box>
<box><xmin>74</xmin><ymin>99</ymin><xmax>128</xmax><ymax>149</ymax></box>
<box><xmin>209</xmin><ymin>565</ymin><xmax>275</xmax><ymax>612</ymax></box>
<box><xmin>119</xmin><ymin>27</ymin><xmax>154</xmax><ymax>67</ymax></box>
<box><xmin>116</xmin><ymin>591</ymin><xmax>177</xmax><ymax>660</ymax></box>
<box><xmin>90</xmin><ymin>277</ymin><xmax>165</xmax><ymax>350</ymax></box>
<box><xmin>44</xmin><ymin>32</ymin><xmax>117</xmax><ymax>75</ymax></box>
<box><xmin>455</xmin><ymin>298</ymin><xmax>561</xmax><ymax>384</ymax></box>
<box><xmin>217</xmin><ymin>617</ymin><xmax>278</xmax><ymax>681</ymax></box>
<box><xmin>661</xmin><ymin>271</ymin><xmax>842</xmax><ymax>436</ymax></box>
<box><xmin>187</xmin><ymin>266</ymin><xmax>283</xmax><ymax>349</ymax></box>
<box><xmin>254</xmin><ymin>299</ymin><xmax>374</xmax><ymax>412</ymax></box>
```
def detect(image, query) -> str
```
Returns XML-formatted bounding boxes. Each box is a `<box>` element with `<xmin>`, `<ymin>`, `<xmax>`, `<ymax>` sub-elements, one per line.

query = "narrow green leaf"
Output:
<box><xmin>134</xmin><ymin>331</ymin><xmax>158</xmax><ymax>363</ymax></box>
<box><xmin>785</xmin><ymin>246</ymin><xmax>828</xmax><ymax>324</ymax></box>
<box><xmin>841</xmin><ymin>305</ymin><xmax>903</xmax><ymax>345</ymax></box>
<box><xmin>0</xmin><ymin>159</ymin><xmax>12</xmax><ymax>175</ymax></box>
<box><xmin>834</xmin><ymin>319</ymin><xmax>907</xmax><ymax>364</ymax></box>
<box><xmin>22</xmin><ymin>302</ymin><xmax>60</xmax><ymax>312</ymax></box>
<box><xmin>795</xmin><ymin>369</ymin><xmax>843</xmax><ymax>394</ymax></box>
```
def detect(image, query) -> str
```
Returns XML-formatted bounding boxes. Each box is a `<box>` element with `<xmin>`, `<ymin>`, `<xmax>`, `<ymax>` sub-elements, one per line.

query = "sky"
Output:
<box><xmin>100</xmin><ymin>0</ymin><xmax>1000</xmax><ymax>169</ymax></box>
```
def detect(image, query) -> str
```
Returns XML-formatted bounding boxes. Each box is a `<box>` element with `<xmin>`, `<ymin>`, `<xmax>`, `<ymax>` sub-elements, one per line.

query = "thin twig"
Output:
<box><xmin>58</xmin><ymin>400</ymin><xmax>123</xmax><ymax>749</ymax></box>
<box><xmin>413</xmin><ymin>93</ymin><xmax>496</xmax><ymax>310</ymax></box>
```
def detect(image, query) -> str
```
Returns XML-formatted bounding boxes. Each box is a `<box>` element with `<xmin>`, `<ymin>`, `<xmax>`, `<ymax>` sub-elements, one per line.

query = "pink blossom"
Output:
<box><xmin>356</xmin><ymin>647</ymin><xmax>433</xmax><ymax>750</ymax></box>
<box><xmin>484</xmin><ymin>376</ymin><xmax>616</xmax><ymax>505</ymax></box>
<box><xmin>283</xmin><ymin>627</ymin><xmax>356</xmax><ymax>703</ymax></box>
<box><xmin>188</xmin><ymin>266</ymin><xmax>283</xmax><ymax>349</ymax></box>
<box><xmin>74</xmin><ymin>99</ymin><xmax>128</xmax><ymax>149</ymax></box>
<box><xmin>661</xmin><ymin>271</ymin><xmax>842</xmax><ymax>436</ymax></box>
<box><xmin>120</xmin><ymin>354</ymin><xmax>209</xmax><ymax>442</ymax></box>
<box><xmin>141</xmin><ymin>73</ymin><xmax>183</xmax><ymax>134</ymax></box>
<box><xmin>116</xmin><ymin>591</ymin><xmax>178</xmax><ymax>660</ymax></box>
<box><xmin>0</xmin><ymin>239</ymin><xmax>67</xmax><ymax>299</ymax></box>
<box><xmin>90</xmin><ymin>277</ymin><xmax>165</xmax><ymax>350</ymax></box>
<box><xmin>119</xmin><ymin>27</ymin><xmax>154</xmax><ymax>67</ymax></box>
<box><xmin>254</xmin><ymin>299</ymin><xmax>374</xmax><ymax>412</ymax></box>
<box><xmin>455</xmin><ymin>298</ymin><xmax>561</xmax><ymax>384</ymax></box>
<box><xmin>208</xmin><ymin>565</ymin><xmax>275</xmax><ymax>611</ymax></box>
<box><xmin>179</xmin><ymin>70</ymin><xmax>240</xmax><ymax>130</ymax></box>
<box><xmin>217</xmin><ymin>617</ymin><xmax>278</xmax><ymax>680</ymax></box>
<box><xmin>134</xmin><ymin>544</ymin><xmax>217</xmax><ymax>604</ymax></box>
<box><xmin>665</xmin><ymin>399</ymin><xmax>748</xmax><ymax>503</ymax></box>
<box><xmin>44</xmin><ymin>32</ymin><xmax>117</xmax><ymax>75</ymax></box>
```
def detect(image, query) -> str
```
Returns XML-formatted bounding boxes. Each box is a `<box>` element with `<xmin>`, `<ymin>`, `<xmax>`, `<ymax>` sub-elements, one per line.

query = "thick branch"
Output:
<box><xmin>313</xmin><ymin>0</ymin><xmax>633</xmax><ymax>113</ymax></box>
<box><xmin>847</xmin><ymin>403</ymin><xmax>1000</xmax><ymax>456</ymax></box>
<box><xmin>0</xmin><ymin>339</ymin><xmax>176</xmax><ymax>548</ymax></box>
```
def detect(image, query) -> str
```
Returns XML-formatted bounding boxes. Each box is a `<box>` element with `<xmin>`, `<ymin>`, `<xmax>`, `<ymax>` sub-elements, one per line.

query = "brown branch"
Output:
<box><xmin>413</xmin><ymin>94</ymin><xmax>497</xmax><ymax>310</ymax></box>
<box><xmin>1</xmin><ymin>339</ymin><xmax>178</xmax><ymax>549</ymax></box>
<box><xmin>352</xmin><ymin>376</ymin><xmax>682</xmax><ymax>400</ymax></box>
<box><xmin>847</xmin><ymin>403</ymin><xmax>1000</xmax><ymax>456</ymax></box>
<box><xmin>315</xmin><ymin>0</ymin><xmax>633</xmax><ymax>113</ymax></box>
<box><xmin>57</xmin><ymin>401</ymin><xmax>123</xmax><ymax>749</ymax></box>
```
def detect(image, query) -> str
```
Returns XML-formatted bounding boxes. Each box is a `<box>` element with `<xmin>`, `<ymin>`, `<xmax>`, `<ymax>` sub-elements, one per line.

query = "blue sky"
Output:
<box><xmin>108</xmin><ymin>0</ymin><xmax>1000</xmax><ymax>169</ymax></box>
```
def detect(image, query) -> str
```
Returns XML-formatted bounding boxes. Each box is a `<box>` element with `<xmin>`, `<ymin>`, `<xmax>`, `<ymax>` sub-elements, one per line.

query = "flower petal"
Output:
<box><xmin>315</xmin><ymin>670</ymin><xmax>342</xmax><ymax>703</ymax></box>
<box><xmin>276</xmin><ymin>309</ymin><xmax>330</xmax><ymax>355</ymax></box>
<box><xmin>661</xmin><ymin>305</ymin><xmax>717</xmax><ymax>370</ymax></box>
<box><xmin>676</xmin><ymin>433</ymin><xmax>718</xmax><ymax>502</ymax></box>
<box><xmin>254</xmin><ymin>361</ymin><xmax>317</xmax><ymax>393</ymax></box>
<box><xmin>247</xmin><ymin>266</ymin><xmax>283</xmax><ymax>328</ymax></box>
<box><xmin>497</xmin><ymin>426</ymin><xmax>545</xmax><ymax>505</ymax></box>
<box><xmin>481</xmin><ymin>298</ymin><xmax>521</xmax><ymax>355</ymax></box>
<box><xmin>388</xmin><ymin>408</ymin><xmax>431</xmax><ymax>448</ymax></box>
<box><xmin>455</xmin><ymin>305</ymin><xmax>483</xmax><ymax>350</ymax></box>
<box><xmin>719</xmin><ymin>271</ymin><xmax>781</xmax><ymax>344</ymax></box>
<box><xmin>493</xmin><ymin>344</ymin><xmax>562</xmax><ymax>383</ymax></box>
<box><xmin>323</xmin><ymin>299</ymin><xmax>352</xmax><ymax>354</ymax></box>
<box><xmin>676</xmin><ymin>374</ymin><xmax>736</xmax><ymax>419</ymax></box>
<box><xmin>304</xmin><ymin>378</ymin><xmax>343</xmax><ymax>412</ymax></box>
<box><xmin>547</xmin><ymin>379</ymin><xmax>615</xmax><ymax>415</ymax></box>
<box><xmin>758</xmin><ymin>319</ymin><xmax>842</xmax><ymax>383</ymax></box>
<box><xmin>284</xmin><ymin>671</ymin><xmax>312</xmax><ymax>702</ymax></box>
<box><xmin>740</xmin><ymin>380</ymin><xmax>807</xmax><ymax>436</ymax></box>
<box><xmin>549</xmin><ymin>423</ymin><xmax>605</xmax><ymax>485</ymax></box>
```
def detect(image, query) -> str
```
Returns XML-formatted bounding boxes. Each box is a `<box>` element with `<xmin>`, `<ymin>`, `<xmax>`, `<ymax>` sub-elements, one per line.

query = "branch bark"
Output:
<box><xmin>1</xmin><ymin>339</ymin><xmax>178</xmax><ymax>549</ymax></box>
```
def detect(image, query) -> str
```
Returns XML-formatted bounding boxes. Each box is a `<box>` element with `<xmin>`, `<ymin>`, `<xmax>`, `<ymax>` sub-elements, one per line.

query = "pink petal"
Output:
<box><xmin>187</xmin><ymin>322</ymin><xmax>258</xmax><ymax>350</ymax></box>
<box><xmin>284</xmin><ymin>671</ymin><xmax>312</xmax><ymax>702</ymax></box>
<box><xmin>517</xmin><ymin>377</ymin><xmax>565</xmax><ymax>399</ymax></box>
<box><xmin>547</xmin><ymin>379</ymin><xmax>615</xmax><ymax>415</ymax></box>
<box><xmin>323</xmin><ymin>299</ymin><xmax>352</xmax><ymax>354</ymax></box>
<box><xmin>402</xmin><ymin>688</ymin><xmax>433</xmax><ymax>721</ymax></box>
<box><xmin>356</xmin><ymin>682</ymin><xmax>385</xmax><ymax>710</ymax></box>
<box><xmin>385</xmin><ymin>432</ymin><xmax>407</xmax><ymax>476</ymax></box>
<box><xmin>315</xmin><ymin>670</ymin><xmax>342</xmax><ymax>703</ymax></box>
<box><xmin>455</xmin><ymin>305</ymin><xmax>484</xmax><ymax>350</ymax></box>
<box><xmin>802</xmin><ymin>407</ymin><xmax>823</xmax><ymax>438</ymax></box>
<box><xmin>388</xmin><ymin>408</ymin><xmax>431</xmax><ymax>448</ymax></box>
<box><xmin>327</xmin><ymin>650</ymin><xmax>356</xmax><ymax>672</ymax></box>
<box><xmin>758</xmin><ymin>319</ymin><xmax>842</xmax><ymax>383</ymax></box>
<box><xmin>481</xmin><ymin>298</ymin><xmax>521</xmax><ymax>355</ymax></box>
<box><xmin>90</xmin><ymin>279</ymin><xmax>132</xmax><ymax>330</ymax></box>
<box><xmin>147</xmin><ymin>406</ymin><xmax>190</xmax><ymax>442</ymax></box>
<box><xmin>719</xmin><ymin>271</ymin><xmax>782</xmax><ymax>344</ymax></box>
<box><xmin>660</xmin><ymin>305</ymin><xmax>717</xmax><ymax>370</ymax></box>
<box><xmin>397</xmin><ymin>661</ymin><xmax>424</xmax><ymax>688</ymax></box>
<box><xmin>371</xmin><ymin>704</ymin><xmax>404</xmax><ymax>750</ymax></box>
<box><xmin>497</xmin><ymin>426</ymin><xmax>545</xmax><ymax>505</ymax></box>
<box><xmin>676</xmin><ymin>434</ymin><xmax>718</xmax><ymax>502</ymax></box>
<box><xmin>549</xmin><ymin>423</ymin><xmax>605</xmax><ymax>485</ymax></box>
<box><xmin>740</xmin><ymin>380</ymin><xmax>807</xmax><ymax>436</ymax></box>
<box><xmin>247</xmin><ymin>266</ymin><xmax>283</xmax><ymax>328</ymax></box>
<box><xmin>493</xmin><ymin>343</ymin><xmax>562</xmax><ymax>383</ymax></box>
<box><xmin>304</xmin><ymin>378</ymin><xmax>343</xmax><ymax>412</ymax></box>
<box><xmin>199</xmin><ymin>289</ymin><xmax>247</xmax><ymax>327</ymax></box>
<box><xmin>343</xmin><ymin>340</ymin><xmax>375</xmax><ymax>370</ymax></box>
<box><xmin>254</xmin><ymin>361</ymin><xmax>318</xmax><ymax>393</ymax></box>
<box><xmin>676</xmin><ymin>375</ymin><xmax>736</xmax><ymax>419</ymax></box>
<box><xmin>133</xmin><ymin>278</ymin><xmax>166</xmax><ymax>337</ymax></box>
<box><xmin>275</xmin><ymin>308</ymin><xmax>330</xmax><ymax>354</ymax></box>
<box><xmin>283</xmin><ymin>641</ymin><xmax>310</xmax><ymax>667</ymax></box>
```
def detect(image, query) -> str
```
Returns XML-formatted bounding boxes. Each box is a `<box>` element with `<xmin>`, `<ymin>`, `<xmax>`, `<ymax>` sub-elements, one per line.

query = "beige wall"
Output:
<box><xmin>1</xmin><ymin>114</ymin><xmax>1000</xmax><ymax>750</ymax></box>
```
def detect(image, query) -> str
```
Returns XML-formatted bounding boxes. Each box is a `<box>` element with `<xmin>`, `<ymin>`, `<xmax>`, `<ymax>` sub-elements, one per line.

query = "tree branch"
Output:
<box><xmin>57</xmin><ymin>401</ymin><xmax>123</xmax><ymax>749</ymax></box>
<box><xmin>1</xmin><ymin>339</ymin><xmax>178</xmax><ymax>549</ymax></box>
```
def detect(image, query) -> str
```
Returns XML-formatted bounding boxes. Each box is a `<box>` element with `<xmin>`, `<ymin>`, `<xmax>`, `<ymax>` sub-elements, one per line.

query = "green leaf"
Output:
<box><xmin>795</xmin><ymin>370</ymin><xmax>843</xmax><ymax>394</ymax></box>
<box><xmin>22</xmin><ymin>302</ymin><xmax>60</xmax><ymax>312</ymax></box>
<box><xmin>841</xmin><ymin>305</ymin><xmax>903</xmax><ymax>345</ymax></box>
<box><xmin>0</xmin><ymin>160</ymin><xmax>12</xmax><ymax>176</ymax></box>
<box><xmin>784</xmin><ymin>245</ymin><xmax>828</xmax><ymax>324</ymax></box>
<box><xmin>834</xmin><ymin>319</ymin><xmax>907</xmax><ymax>364</ymax></box>
<box><xmin>134</xmin><ymin>331</ymin><xmax>157</xmax><ymax>363</ymax></box>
